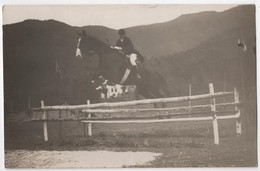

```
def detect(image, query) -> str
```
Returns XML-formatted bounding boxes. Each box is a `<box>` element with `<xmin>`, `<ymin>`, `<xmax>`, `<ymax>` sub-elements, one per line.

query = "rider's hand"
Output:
<box><xmin>111</xmin><ymin>46</ymin><xmax>122</xmax><ymax>50</ymax></box>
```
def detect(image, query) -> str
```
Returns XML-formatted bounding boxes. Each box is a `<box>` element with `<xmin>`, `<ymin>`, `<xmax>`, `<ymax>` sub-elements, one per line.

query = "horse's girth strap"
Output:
<box><xmin>119</xmin><ymin>68</ymin><xmax>131</xmax><ymax>85</ymax></box>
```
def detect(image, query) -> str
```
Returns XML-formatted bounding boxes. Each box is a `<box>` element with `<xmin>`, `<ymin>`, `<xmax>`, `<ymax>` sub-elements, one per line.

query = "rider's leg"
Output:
<box><xmin>133</xmin><ymin>66</ymin><xmax>141</xmax><ymax>79</ymax></box>
<box><xmin>128</xmin><ymin>53</ymin><xmax>142</xmax><ymax>79</ymax></box>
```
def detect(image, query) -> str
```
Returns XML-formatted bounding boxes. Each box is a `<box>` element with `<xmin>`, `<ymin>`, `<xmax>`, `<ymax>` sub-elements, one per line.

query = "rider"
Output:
<box><xmin>116</xmin><ymin>29</ymin><xmax>134</xmax><ymax>54</ymax></box>
<box><xmin>113</xmin><ymin>29</ymin><xmax>143</xmax><ymax>79</ymax></box>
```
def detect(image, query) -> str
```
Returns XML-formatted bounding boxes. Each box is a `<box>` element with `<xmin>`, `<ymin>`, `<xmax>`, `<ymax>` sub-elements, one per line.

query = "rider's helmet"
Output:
<box><xmin>118</xmin><ymin>29</ymin><xmax>126</xmax><ymax>35</ymax></box>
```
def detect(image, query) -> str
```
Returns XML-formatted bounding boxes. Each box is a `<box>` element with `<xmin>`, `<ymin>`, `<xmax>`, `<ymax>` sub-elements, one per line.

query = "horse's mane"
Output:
<box><xmin>86</xmin><ymin>35</ymin><xmax>121</xmax><ymax>55</ymax></box>
<box><xmin>87</xmin><ymin>35</ymin><xmax>109</xmax><ymax>49</ymax></box>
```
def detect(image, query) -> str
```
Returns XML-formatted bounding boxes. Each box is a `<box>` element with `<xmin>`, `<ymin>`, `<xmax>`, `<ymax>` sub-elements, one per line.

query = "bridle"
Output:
<box><xmin>76</xmin><ymin>35</ymin><xmax>96</xmax><ymax>59</ymax></box>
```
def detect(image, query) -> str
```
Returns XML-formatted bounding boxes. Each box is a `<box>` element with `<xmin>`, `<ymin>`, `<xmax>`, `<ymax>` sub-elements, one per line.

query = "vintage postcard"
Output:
<box><xmin>3</xmin><ymin>4</ymin><xmax>257</xmax><ymax>168</ymax></box>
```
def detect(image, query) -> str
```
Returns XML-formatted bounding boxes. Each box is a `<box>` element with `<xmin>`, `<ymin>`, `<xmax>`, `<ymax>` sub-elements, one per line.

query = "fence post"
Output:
<box><xmin>59</xmin><ymin>110</ymin><xmax>62</xmax><ymax>139</ymax></box>
<box><xmin>87</xmin><ymin>100</ymin><xmax>92</xmax><ymax>136</ymax></box>
<box><xmin>65</xmin><ymin>101</ymin><xmax>69</xmax><ymax>118</ymax></box>
<box><xmin>188</xmin><ymin>84</ymin><xmax>192</xmax><ymax>115</ymax></box>
<box><xmin>41</xmin><ymin>100</ymin><xmax>48</xmax><ymax>142</ymax></box>
<box><xmin>83</xmin><ymin>123</ymin><xmax>86</xmax><ymax>137</ymax></box>
<box><xmin>209</xmin><ymin>83</ymin><xmax>219</xmax><ymax>145</ymax></box>
<box><xmin>234</xmin><ymin>88</ymin><xmax>242</xmax><ymax>136</ymax></box>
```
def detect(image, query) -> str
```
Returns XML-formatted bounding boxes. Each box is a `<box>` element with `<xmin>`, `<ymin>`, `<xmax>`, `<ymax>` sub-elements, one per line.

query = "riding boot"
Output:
<box><xmin>134</xmin><ymin>66</ymin><xmax>141</xmax><ymax>79</ymax></box>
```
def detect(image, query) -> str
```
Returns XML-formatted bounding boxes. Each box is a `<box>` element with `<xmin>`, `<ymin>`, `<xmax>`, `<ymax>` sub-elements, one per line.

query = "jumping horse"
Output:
<box><xmin>75</xmin><ymin>30</ymin><xmax>169</xmax><ymax>101</ymax></box>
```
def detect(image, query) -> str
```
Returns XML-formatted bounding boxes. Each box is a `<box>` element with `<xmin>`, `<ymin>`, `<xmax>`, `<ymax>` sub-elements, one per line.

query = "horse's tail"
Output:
<box><xmin>155</xmin><ymin>72</ymin><xmax>170</xmax><ymax>98</ymax></box>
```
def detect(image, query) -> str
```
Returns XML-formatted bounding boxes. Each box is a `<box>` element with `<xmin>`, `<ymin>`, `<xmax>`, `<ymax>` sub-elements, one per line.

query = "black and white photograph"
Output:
<box><xmin>2</xmin><ymin>3</ymin><xmax>258</xmax><ymax>168</ymax></box>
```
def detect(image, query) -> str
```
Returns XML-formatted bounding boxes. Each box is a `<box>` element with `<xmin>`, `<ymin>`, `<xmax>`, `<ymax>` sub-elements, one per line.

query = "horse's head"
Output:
<box><xmin>76</xmin><ymin>30</ymin><xmax>96</xmax><ymax>59</ymax></box>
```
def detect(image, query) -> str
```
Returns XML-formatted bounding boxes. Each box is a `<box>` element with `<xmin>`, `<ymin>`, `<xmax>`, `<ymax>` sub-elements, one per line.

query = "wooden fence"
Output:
<box><xmin>31</xmin><ymin>83</ymin><xmax>242</xmax><ymax>145</ymax></box>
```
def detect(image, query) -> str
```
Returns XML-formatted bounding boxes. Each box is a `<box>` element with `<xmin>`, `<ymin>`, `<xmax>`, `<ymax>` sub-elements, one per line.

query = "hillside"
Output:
<box><xmin>3</xmin><ymin>5</ymin><xmax>256</xmax><ymax>113</ymax></box>
<box><xmin>145</xmin><ymin>23</ymin><xmax>256</xmax><ymax>96</ymax></box>
<box><xmin>126</xmin><ymin>5</ymin><xmax>255</xmax><ymax>57</ymax></box>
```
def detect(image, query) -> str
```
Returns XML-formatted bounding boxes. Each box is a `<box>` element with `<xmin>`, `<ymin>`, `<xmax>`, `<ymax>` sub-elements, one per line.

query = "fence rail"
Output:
<box><xmin>81</xmin><ymin>114</ymin><xmax>240</xmax><ymax>124</ymax></box>
<box><xmin>31</xmin><ymin>83</ymin><xmax>242</xmax><ymax>145</ymax></box>
<box><xmin>33</xmin><ymin>91</ymin><xmax>233</xmax><ymax>111</ymax></box>
<box><xmin>81</xmin><ymin>102</ymin><xmax>240</xmax><ymax>114</ymax></box>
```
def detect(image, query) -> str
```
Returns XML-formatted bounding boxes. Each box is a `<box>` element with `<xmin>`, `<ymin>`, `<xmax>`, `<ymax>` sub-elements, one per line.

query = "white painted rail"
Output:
<box><xmin>81</xmin><ymin>114</ymin><xmax>240</xmax><ymax>124</ymax></box>
<box><xmin>33</xmin><ymin>91</ymin><xmax>233</xmax><ymax>111</ymax></box>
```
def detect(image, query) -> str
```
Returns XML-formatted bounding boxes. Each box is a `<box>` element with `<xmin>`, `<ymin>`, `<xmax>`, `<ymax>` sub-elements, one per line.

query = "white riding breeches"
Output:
<box><xmin>127</xmin><ymin>53</ymin><xmax>138</xmax><ymax>66</ymax></box>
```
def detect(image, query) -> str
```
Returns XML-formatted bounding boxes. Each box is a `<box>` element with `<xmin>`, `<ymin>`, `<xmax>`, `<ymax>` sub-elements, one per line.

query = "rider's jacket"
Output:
<box><xmin>115</xmin><ymin>37</ymin><xmax>134</xmax><ymax>55</ymax></box>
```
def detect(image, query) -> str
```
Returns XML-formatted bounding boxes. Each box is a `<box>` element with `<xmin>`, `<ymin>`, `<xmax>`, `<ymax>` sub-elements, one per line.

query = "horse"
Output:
<box><xmin>75</xmin><ymin>30</ymin><xmax>169</xmax><ymax>102</ymax></box>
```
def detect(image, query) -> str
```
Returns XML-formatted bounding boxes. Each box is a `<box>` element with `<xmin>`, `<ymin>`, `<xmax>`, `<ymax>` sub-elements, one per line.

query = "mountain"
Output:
<box><xmin>145</xmin><ymin>22</ymin><xmax>256</xmax><ymax>95</ymax></box>
<box><xmin>3</xmin><ymin>5</ymin><xmax>256</xmax><ymax>113</ymax></box>
<box><xmin>125</xmin><ymin>5</ymin><xmax>255</xmax><ymax>57</ymax></box>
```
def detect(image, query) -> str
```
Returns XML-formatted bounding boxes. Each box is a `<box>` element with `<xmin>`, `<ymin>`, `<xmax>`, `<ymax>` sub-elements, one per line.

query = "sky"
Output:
<box><xmin>3</xmin><ymin>4</ymin><xmax>238</xmax><ymax>29</ymax></box>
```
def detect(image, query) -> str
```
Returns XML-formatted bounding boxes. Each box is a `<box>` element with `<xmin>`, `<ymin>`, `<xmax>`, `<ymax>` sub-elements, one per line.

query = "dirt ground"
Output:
<box><xmin>4</xmin><ymin>119</ymin><xmax>258</xmax><ymax>168</ymax></box>
<box><xmin>5</xmin><ymin>150</ymin><xmax>162</xmax><ymax>168</ymax></box>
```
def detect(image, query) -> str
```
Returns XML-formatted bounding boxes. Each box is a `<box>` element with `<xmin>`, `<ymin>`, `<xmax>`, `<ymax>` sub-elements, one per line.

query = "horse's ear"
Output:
<box><xmin>76</xmin><ymin>30</ymin><xmax>87</xmax><ymax>36</ymax></box>
<box><xmin>82</xmin><ymin>30</ymin><xmax>87</xmax><ymax>36</ymax></box>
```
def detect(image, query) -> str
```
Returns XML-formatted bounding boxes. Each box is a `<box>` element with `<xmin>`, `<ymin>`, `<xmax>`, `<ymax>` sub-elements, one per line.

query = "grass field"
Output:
<box><xmin>4</xmin><ymin>117</ymin><xmax>257</xmax><ymax>167</ymax></box>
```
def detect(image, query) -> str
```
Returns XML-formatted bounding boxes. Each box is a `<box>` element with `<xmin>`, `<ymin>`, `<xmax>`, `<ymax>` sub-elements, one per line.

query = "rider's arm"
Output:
<box><xmin>115</xmin><ymin>39</ymin><xmax>120</xmax><ymax>47</ymax></box>
<box><xmin>126</xmin><ymin>38</ymin><xmax>134</xmax><ymax>50</ymax></box>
